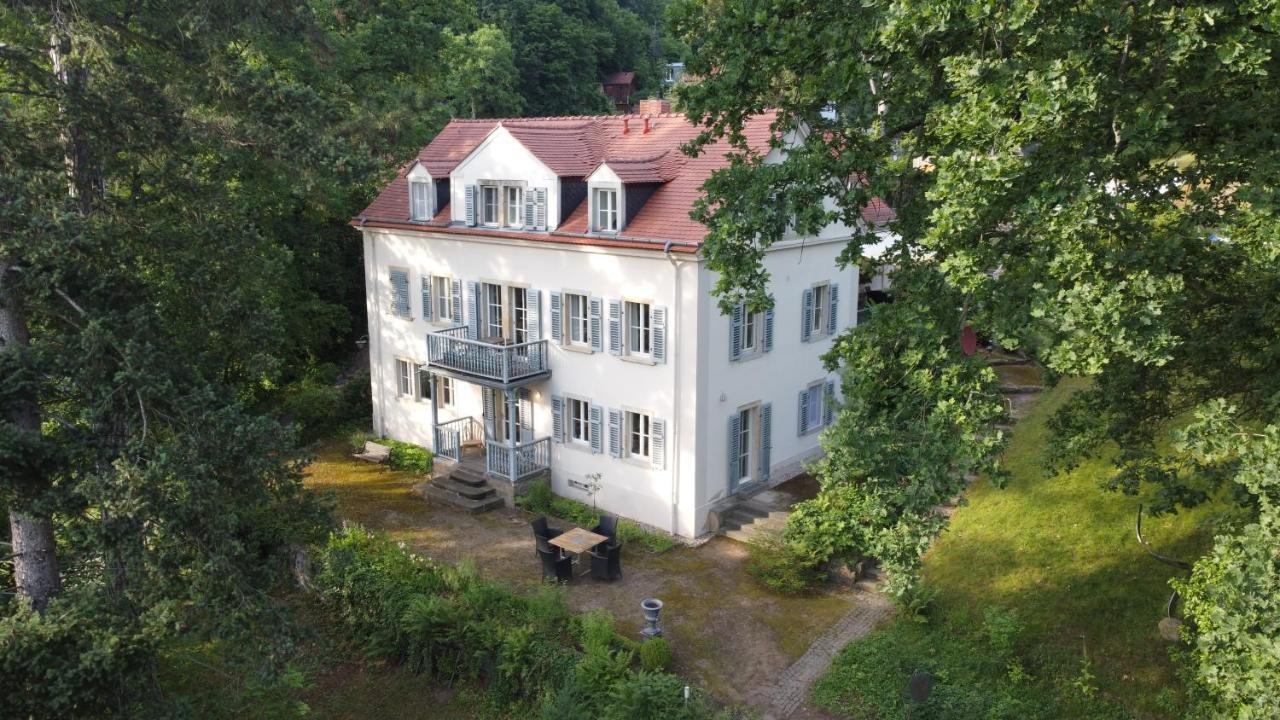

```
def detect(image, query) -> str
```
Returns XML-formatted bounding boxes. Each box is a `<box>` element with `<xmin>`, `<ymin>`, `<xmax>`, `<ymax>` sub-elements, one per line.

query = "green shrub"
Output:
<box><xmin>522</xmin><ymin>479</ymin><xmax>556</xmax><ymax>514</ymax></box>
<box><xmin>745</xmin><ymin>530</ymin><xmax>825</xmax><ymax>594</ymax></box>
<box><xmin>282</xmin><ymin>383</ymin><xmax>344</xmax><ymax>443</ymax></box>
<box><xmin>982</xmin><ymin>606</ymin><xmax>1025</xmax><ymax>659</ymax></box>
<box><xmin>638</xmin><ymin>638</ymin><xmax>673</xmax><ymax>672</ymax></box>
<box><xmin>617</xmin><ymin>520</ymin><xmax>679</xmax><ymax>554</ymax></box>
<box><xmin>895</xmin><ymin>581</ymin><xmax>939</xmax><ymax>622</ymax></box>
<box><xmin>347</xmin><ymin>428</ymin><xmax>376</xmax><ymax>454</ymax></box>
<box><xmin>519</xmin><ymin>482</ymin><xmax>677</xmax><ymax>553</ymax></box>
<box><xmin>382</xmin><ymin>439</ymin><xmax>432</xmax><ymax>475</ymax></box>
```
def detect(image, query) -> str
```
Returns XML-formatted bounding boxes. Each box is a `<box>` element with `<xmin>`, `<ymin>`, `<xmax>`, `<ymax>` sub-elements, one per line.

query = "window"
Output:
<box><xmin>439</xmin><ymin>377</ymin><xmax>454</xmax><ymax>406</ymax></box>
<box><xmin>395</xmin><ymin>359</ymin><xmax>413</xmax><ymax>397</ymax></box>
<box><xmin>510</xmin><ymin>287</ymin><xmax>528</xmax><ymax>344</ymax></box>
<box><xmin>811</xmin><ymin>283</ymin><xmax>829</xmax><ymax>337</ymax></box>
<box><xmin>626</xmin><ymin>301</ymin><xmax>651</xmax><ymax>355</ymax></box>
<box><xmin>735</xmin><ymin>407</ymin><xmax>754</xmax><ymax>481</ymax></box>
<box><xmin>568</xmin><ymin>398</ymin><xmax>591</xmax><ymax>445</ymax></box>
<box><xmin>481</xmin><ymin>185</ymin><xmax>499</xmax><ymax>225</ymax></box>
<box><xmin>410</xmin><ymin>180</ymin><xmax>431</xmax><ymax>221</ymax></box>
<box><xmin>504</xmin><ymin>186</ymin><xmax>523</xmax><ymax>228</ymax></box>
<box><xmin>594</xmin><ymin>188</ymin><xmax>619</xmax><ymax>232</ymax></box>
<box><xmin>626</xmin><ymin>411</ymin><xmax>651</xmax><ymax>459</ymax></box>
<box><xmin>389</xmin><ymin>268</ymin><xmax>410</xmax><ymax>318</ymax></box>
<box><xmin>433</xmin><ymin>276</ymin><xmax>452</xmax><ymax>321</ymax></box>
<box><xmin>416</xmin><ymin>366</ymin><xmax>431</xmax><ymax>401</ymax></box>
<box><xmin>566</xmin><ymin>292</ymin><xmax>589</xmax><ymax>345</ymax></box>
<box><xmin>483</xmin><ymin>282</ymin><xmax>503</xmax><ymax>340</ymax></box>
<box><xmin>805</xmin><ymin>381</ymin><xmax>823</xmax><ymax>430</ymax></box>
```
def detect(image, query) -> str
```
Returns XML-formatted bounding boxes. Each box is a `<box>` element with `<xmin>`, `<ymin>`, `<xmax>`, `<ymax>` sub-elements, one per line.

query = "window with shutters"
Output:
<box><xmin>433</xmin><ymin>276</ymin><xmax>453</xmax><ymax>322</ymax></box>
<box><xmin>510</xmin><ymin>287</ymin><xmax>528</xmax><ymax>343</ymax></box>
<box><xmin>625</xmin><ymin>410</ymin><xmax>651</xmax><ymax>460</ymax></box>
<box><xmin>805</xmin><ymin>380</ymin><xmax>824</xmax><ymax>431</ymax></box>
<box><xmin>810</xmin><ymin>282</ymin><xmax>830</xmax><ymax>338</ymax></box>
<box><xmin>593</xmin><ymin>188</ymin><xmax>619</xmax><ymax>232</ymax></box>
<box><xmin>733</xmin><ymin>302</ymin><xmax>762</xmax><ymax>359</ymax></box>
<box><xmin>395</xmin><ymin>359</ymin><xmax>413</xmax><ymax>397</ymax></box>
<box><xmin>483</xmin><ymin>282</ymin><xmax>503</xmax><ymax>340</ymax></box>
<box><xmin>568</xmin><ymin>397</ymin><xmax>591</xmax><ymax>446</ymax></box>
<box><xmin>565</xmin><ymin>292</ymin><xmax>590</xmax><ymax>347</ymax></box>
<box><xmin>389</xmin><ymin>268</ymin><xmax>411</xmax><ymax>318</ymax></box>
<box><xmin>481</xmin><ymin>185</ymin><xmax>499</xmax><ymax>225</ymax></box>
<box><xmin>504</xmin><ymin>186</ymin><xmax>523</xmax><ymax>229</ymax></box>
<box><xmin>625</xmin><ymin>301</ymin><xmax>651</xmax><ymax>356</ymax></box>
<box><xmin>439</xmin><ymin>377</ymin><xmax>455</xmax><ymax>407</ymax></box>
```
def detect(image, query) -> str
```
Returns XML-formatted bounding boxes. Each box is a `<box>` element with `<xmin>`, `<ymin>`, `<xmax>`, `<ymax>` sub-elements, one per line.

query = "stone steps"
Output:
<box><xmin>416</xmin><ymin>463</ymin><xmax>503</xmax><ymax>514</ymax></box>
<box><xmin>721</xmin><ymin>502</ymin><xmax>791</xmax><ymax>544</ymax></box>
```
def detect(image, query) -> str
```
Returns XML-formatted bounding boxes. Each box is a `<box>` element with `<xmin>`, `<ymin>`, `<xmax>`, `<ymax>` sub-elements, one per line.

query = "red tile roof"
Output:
<box><xmin>356</xmin><ymin>111</ymin><xmax>893</xmax><ymax>251</ymax></box>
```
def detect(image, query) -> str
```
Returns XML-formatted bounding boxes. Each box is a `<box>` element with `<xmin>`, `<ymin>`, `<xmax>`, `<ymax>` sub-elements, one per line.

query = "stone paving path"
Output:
<box><xmin>757</xmin><ymin>584</ymin><xmax>895</xmax><ymax>719</ymax></box>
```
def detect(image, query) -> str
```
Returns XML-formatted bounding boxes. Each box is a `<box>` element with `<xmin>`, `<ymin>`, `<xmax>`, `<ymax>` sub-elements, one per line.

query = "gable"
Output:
<box><xmin>450</xmin><ymin>125</ymin><xmax>557</xmax><ymax>182</ymax></box>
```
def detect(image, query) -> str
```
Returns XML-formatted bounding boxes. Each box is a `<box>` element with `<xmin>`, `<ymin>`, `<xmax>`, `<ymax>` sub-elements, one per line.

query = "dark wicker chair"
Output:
<box><xmin>531</xmin><ymin>516</ymin><xmax>563</xmax><ymax>558</ymax></box>
<box><xmin>589</xmin><ymin>542</ymin><xmax>622</xmax><ymax>582</ymax></box>
<box><xmin>592</xmin><ymin>514</ymin><xmax>618</xmax><ymax>541</ymax></box>
<box><xmin>538</xmin><ymin>547</ymin><xmax>573</xmax><ymax>583</ymax></box>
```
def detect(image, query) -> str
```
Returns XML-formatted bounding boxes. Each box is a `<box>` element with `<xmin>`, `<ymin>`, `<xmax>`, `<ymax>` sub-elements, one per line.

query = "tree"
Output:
<box><xmin>444</xmin><ymin>25</ymin><xmax>524</xmax><ymax>119</ymax></box>
<box><xmin>671</xmin><ymin>0</ymin><xmax>1280</xmax><ymax>711</ymax></box>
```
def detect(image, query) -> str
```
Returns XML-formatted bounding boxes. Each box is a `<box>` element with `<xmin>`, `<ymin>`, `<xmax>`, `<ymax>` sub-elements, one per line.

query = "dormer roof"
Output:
<box><xmin>355</xmin><ymin>110</ymin><xmax>895</xmax><ymax>251</ymax></box>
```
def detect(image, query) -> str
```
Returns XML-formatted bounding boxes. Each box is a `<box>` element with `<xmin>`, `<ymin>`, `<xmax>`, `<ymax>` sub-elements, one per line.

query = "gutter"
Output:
<box><xmin>664</xmin><ymin>239</ymin><xmax>686</xmax><ymax>535</ymax></box>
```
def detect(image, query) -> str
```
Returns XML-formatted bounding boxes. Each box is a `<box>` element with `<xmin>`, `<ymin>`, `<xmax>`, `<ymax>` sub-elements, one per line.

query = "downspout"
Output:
<box><xmin>364</xmin><ymin>219</ymin><xmax>388</xmax><ymax>438</ymax></box>
<box><xmin>664</xmin><ymin>240</ymin><xmax>683</xmax><ymax>535</ymax></box>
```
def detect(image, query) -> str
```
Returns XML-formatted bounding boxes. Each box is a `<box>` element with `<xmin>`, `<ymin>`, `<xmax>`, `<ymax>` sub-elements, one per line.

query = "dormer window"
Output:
<box><xmin>481</xmin><ymin>185</ymin><xmax>500</xmax><ymax>226</ymax></box>
<box><xmin>504</xmin><ymin>186</ymin><xmax>524</xmax><ymax>229</ymax></box>
<box><xmin>407</xmin><ymin>163</ymin><xmax>433</xmax><ymax>221</ymax></box>
<box><xmin>594</xmin><ymin>188</ymin><xmax>619</xmax><ymax>233</ymax></box>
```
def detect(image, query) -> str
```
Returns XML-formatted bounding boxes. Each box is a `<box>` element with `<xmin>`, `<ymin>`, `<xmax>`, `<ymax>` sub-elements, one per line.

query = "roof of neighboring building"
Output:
<box><xmin>601</xmin><ymin>71</ymin><xmax>636</xmax><ymax>86</ymax></box>
<box><xmin>355</xmin><ymin>111</ymin><xmax>895</xmax><ymax>251</ymax></box>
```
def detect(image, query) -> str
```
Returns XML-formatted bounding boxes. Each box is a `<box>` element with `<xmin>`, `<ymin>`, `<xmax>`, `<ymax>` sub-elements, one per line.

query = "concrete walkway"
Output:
<box><xmin>756</xmin><ymin>583</ymin><xmax>895</xmax><ymax>719</ymax></box>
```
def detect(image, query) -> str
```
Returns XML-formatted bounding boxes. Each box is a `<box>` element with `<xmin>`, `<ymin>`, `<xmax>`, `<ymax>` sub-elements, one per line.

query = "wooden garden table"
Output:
<box><xmin>549</xmin><ymin>527</ymin><xmax>608</xmax><ymax>575</ymax></box>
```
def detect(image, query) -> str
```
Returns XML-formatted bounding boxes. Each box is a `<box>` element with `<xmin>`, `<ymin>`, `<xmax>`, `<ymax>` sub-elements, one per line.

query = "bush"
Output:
<box><xmin>638</xmin><ymin>638</ymin><xmax>673</xmax><ymax>672</ymax></box>
<box><xmin>382</xmin><ymin>439</ymin><xmax>432</xmax><ymax>475</ymax></box>
<box><xmin>281</xmin><ymin>383</ymin><xmax>344</xmax><ymax>443</ymax></box>
<box><xmin>347</xmin><ymin>428</ymin><xmax>376</xmax><ymax>454</ymax></box>
<box><xmin>519</xmin><ymin>481</ymin><xmax>678</xmax><ymax>553</ymax></box>
<box><xmin>745</xmin><ymin>530</ymin><xmax>825</xmax><ymax>594</ymax></box>
<box><xmin>617</xmin><ymin>520</ymin><xmax>679</xmax><ymax>554</ymax></box>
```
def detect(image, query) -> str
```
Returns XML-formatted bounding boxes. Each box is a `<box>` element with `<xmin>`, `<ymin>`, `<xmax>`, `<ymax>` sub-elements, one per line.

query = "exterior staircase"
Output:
<box><xmin>417</xmin><ymin>460</ymin><xmax>504</xmax><ymax>514</ymax></box>
<box><xmin>720</xmin><ymin>495</ymin><xmax>791</xmax><ymax>544</ymax></box>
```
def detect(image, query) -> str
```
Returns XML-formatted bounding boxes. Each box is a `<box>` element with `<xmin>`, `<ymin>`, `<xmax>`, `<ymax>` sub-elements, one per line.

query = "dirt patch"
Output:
<box><xmin>305</xmin><ymin>443</ymin><xmax>863</xmax><ymax>709</ymax></box>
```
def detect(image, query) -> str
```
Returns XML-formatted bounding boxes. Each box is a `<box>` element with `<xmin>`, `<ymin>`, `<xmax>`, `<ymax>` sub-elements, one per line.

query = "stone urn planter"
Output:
<box><xmin>641</xmin><ymin>598</ymin><xmax>664</xmax><ymax>639</ymax></box>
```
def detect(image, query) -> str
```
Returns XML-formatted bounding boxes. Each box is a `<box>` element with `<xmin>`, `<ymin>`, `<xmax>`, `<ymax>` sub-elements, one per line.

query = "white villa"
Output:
<box><xmin>355</xmin><ymin>101</ymin><xmax>894</xmax><ymax>539</ymax></box>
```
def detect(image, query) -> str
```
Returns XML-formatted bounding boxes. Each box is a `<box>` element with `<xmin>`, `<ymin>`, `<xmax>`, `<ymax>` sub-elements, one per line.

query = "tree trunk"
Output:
<box><xmin>1</xmin><ymin>259</ymin><xmax>61</xmax><ymax>611</ymax></box>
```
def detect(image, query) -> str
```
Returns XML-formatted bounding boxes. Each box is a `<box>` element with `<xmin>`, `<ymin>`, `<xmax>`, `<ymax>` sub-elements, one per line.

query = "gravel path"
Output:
<box><xmin>757</xmin><ymin>584</ymin><xmax>895</xmax><ymax>719</ymax></box>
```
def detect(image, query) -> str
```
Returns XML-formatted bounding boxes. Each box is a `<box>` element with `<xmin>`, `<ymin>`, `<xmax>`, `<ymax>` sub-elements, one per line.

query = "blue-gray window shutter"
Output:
<box><xmin>589</xmin><ymin>405</ymin><xmax>603</xmax><ymax>454</ymax></box>
<box><xmin>421</xmin><ymin>275</ymin><xmax>433</xmax><ymax>321</ymax></box>
<box><xmin>801</xmin><ymin>288</ymin><xmax>814</xmax><ymax>342</ymax></box>
<box><xmin>607</xmin><ymin>408</ymin><xmax>622</xmax><ymax>458</ymax></box>
<box><xmin>390</xmin><ymin>269</ymin><xmax>409</xmax><ymax>317</ymax></box>
<box><xmin>763</xmin><ymin>307</ymin><xmax>774</xmax><ymax>352</ymax></box>
<box><xmin>549</xmin><ymin>292</ymin><xmax>563</xmax><ymax>344</ymax></box>
<box><xmin>519</xmin><ymin>389</ymin><xmax>533</xmax><ymax>436</ymax></box>
<box><xmin>450</xmin><ymin>279</ymin><xmax>463</xmax><ymax>324</ymax></box>
<box><xmin>608</xmin><ymin>299</ymin><xmax>622</xmax><ymax>355</ymax></box>
<box><xmin>589</xmin><ymin>297</ymin><xmax>603</xmax><ymax>351</ymax></box>
<box><xmin>651</xmin><ymin>306</ymin><xmax>667</xmax><ymax>363</ymax></box>
<box><xmin>827</xmin><ymin>283</ymin><xmax>839</xmax><ymax>336</ymax></box>
<box><xmin>483</xmin><ymin>389</ymin><xmax>495</xmax><ymax>435</ymax></box>
<box><xmin>534</xmin><ymin>187</ymin><xmax>548</xmax><ymax>230</ymax></box>
<box><xmin>651</xmin><ymin>417</ymin><xmax>666</xmax><ymax>470</ymax></box>
<box><xmin>798</xmin><ymin>388</ymin><xmax>810</xmax><ymax>436</ymax></box>
<box><xmin>527</xmin><ymin>289</ymin><xmax>541</xmax><ymax>341</ymax></box>
<box><xmin>727</xmin><ymin>413</ymin><xmax>742</xmax><ymax>489</ymax></box>
<box><xmin>824</xmin><ymin>380</ymin><xmax>836</xmax><ymax>427</ymax></box>
<box><xmin>524</xmin><ymin>190</ymin><xmax>536</xmax><ymax>228</ymax></box>
<box><xmin>466</xmin><ymin>281</ymin><xmax>480</xmax><ymax>339</ymax></box>
<box><xmin>730</xmin><ymin>303</ymin><xmax>743</xmax><ymax>361</ymax></box>
<box><xmin>760</xmin><ymin>403</ymin><xmax>772</xmax><ymax>481</ymax></box>
<box><xmin>551</xmin><ymin>396</ymin><xmax>564</xmax><ymax>443</ymax></box>
<box><xmin>464</xmin><ymin>185</ymin><xmax>477</xmax><ymax>226</ymax></box>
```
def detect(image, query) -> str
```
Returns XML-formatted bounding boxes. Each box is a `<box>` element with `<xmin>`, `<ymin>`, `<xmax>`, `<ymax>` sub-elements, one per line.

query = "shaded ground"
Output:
<box><xmin>305</xmin><ymin>443</ymin><xmax>860</xmax><ymax>710</ymax></box>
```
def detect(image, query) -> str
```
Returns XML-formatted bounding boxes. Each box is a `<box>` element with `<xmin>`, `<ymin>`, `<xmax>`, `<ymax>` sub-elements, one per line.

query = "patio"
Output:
<box><xmin>305</xmin><ymin>441</ymin><xmax>866</xmax><ymax>709</ymax></box>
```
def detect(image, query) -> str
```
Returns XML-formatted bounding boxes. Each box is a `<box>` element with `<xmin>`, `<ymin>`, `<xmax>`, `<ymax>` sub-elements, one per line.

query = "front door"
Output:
<box><xmin>486</xmin><ymin>388</ymin><xmax>532</xmax><ymax>443</ymax></box>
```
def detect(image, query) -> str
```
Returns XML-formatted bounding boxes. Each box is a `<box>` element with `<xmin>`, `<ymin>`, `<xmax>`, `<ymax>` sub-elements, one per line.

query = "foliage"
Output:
<box><xmin>347</xmin><ymin>429</ymin><xmax>377</xmax><ymax>455</ymax></box>
<box><xmin>784</xmin><ymin>267</ymin><xmax>1007</xmax><ymax>596</ymax></box>
<box><xmin>519</xmin><ymin>480</ymin><xmax>678</xmax><ymax>553</ymax></box>
<box><xmin>745</xmin><ymin>529</ymin><xmax>825</xmax><ymax>595</ymax></box>
<box><xmin>380</xmin><ymin>439</ymin><xmax>433</xmax><ymax>475</ymax></box>
<box><xmin>280</xmin><ymin>366</ymin><xmax>370</xmax><ymax>444</ymax></box>
<box><xmin>312</xmin><ymin>526</ymin><xmax>721</xmax><ymax>718</ymax></box>
<box><xmin>638</xmin><ymin>637</ymin><xmax>673</xmax><ymax>672</ymax></box>
<box><xmin>811</xmin><ymin>614</ymin><xmax>1128</xmax><ymax>720</ymax></box>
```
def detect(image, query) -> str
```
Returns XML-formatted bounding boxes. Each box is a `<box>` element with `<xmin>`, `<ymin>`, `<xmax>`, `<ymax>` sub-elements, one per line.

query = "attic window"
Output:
<box><xmin>593</xmin><ymin>187</ymin><xmax>619</xmax><ymax>233</ymax></box>
<box><xmin>409</xmin><ymin>179</ymin><xmax>432</xmax><ymax>221</ymax></box>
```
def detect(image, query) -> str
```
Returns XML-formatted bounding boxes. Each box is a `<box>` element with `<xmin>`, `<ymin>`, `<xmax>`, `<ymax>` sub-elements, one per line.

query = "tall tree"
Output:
<box><xmin>671</xmin><ymin>0</ymin><xmax>1280</xmax><ymax>714</ymax></box>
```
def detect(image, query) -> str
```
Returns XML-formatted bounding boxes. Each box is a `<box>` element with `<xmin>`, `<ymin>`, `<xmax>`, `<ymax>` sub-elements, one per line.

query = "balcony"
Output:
<box><xmin>485</xmin><ymin>437</ymin><xmax>551</xmax><ymax>482</ymax></box>
<box><xmin>426</xmin><ymin>325</ymin><xmax>551</xmax><ymax>388</ymax></box>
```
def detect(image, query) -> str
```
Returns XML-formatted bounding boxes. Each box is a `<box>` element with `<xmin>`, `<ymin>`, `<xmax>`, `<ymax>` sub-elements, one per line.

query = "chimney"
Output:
<box><xmin>637</xmin><ymin>97</ymin><xmax>672</xmax><ymax>116</ymax></box>
<box><xmin>623</xmin><ymin>117</ymin><xmax>630</xmax><ymax>134</ymax></box>
<box><xmin>643</xmin><ymin>115</ymin><xmax>651</xmax><ymax>134</ymax></box>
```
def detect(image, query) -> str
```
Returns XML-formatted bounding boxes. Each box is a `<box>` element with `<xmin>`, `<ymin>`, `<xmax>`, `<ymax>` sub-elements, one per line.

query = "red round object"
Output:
<box><xmin>961</xmin><ymin>325</ymin><xmax>978</xmax><ymax>356</ymax></box>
